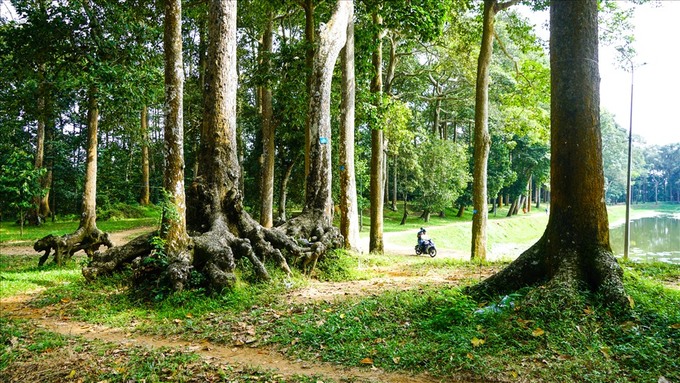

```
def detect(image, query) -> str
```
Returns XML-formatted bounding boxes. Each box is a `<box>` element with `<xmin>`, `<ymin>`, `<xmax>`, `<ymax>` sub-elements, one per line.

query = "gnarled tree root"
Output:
<box><xmin>35</xmin><ymin>227</ymin><xmax>113</xmax><ymax>266</ymax></box>
<box><xmin>467</xmin><ymin>236</ymin><xmax>629</xmax><ymax>311</ymax></box>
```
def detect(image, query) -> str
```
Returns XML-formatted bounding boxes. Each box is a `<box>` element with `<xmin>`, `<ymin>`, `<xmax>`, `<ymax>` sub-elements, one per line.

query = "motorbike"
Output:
<box><xmin>415</xmin><ymin>237</ymin><xmax>437</xmax><ymax>257</ymax></box>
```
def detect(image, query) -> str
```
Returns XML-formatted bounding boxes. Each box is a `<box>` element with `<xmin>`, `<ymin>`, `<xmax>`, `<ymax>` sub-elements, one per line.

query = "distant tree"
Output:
<box><xmin>0</xmin><ymin>150</ymin><xmax>45</xmax><ymax>236</ymax></box>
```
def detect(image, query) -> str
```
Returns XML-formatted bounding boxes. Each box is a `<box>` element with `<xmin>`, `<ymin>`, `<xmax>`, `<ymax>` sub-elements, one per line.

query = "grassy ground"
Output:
<box><xmin>1</xmin><ymin>203</ymin><xmax>679</xmax><ymax>382</ymax></box>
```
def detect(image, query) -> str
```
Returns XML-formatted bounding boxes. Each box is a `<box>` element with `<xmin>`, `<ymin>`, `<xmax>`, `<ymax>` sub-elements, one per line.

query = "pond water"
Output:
<box><xmin>610</xmin><ymin>214</ymin><xmax>680</xmax><ymax>264</ymax></box>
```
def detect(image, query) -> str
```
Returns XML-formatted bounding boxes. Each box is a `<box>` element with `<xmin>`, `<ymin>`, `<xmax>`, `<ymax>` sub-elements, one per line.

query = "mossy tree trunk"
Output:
<box><xmin>469</xmin><ymin>0</ymin><xmax>628</xmax><ymax>309</ymax></box>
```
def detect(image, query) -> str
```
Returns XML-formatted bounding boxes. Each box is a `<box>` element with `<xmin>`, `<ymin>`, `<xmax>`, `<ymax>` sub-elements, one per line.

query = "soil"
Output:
<box><xmin>1</xmin><ymin>227</ymin><xmax>495</xmax><ymax>383</ymax></box>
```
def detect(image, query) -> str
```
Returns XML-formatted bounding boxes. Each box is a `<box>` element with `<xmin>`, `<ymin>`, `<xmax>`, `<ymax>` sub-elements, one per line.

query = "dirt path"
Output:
<box><xmin>2</xmin><ymin>227</ymin><xmax>492</xmax><ymax>382</ymax></box>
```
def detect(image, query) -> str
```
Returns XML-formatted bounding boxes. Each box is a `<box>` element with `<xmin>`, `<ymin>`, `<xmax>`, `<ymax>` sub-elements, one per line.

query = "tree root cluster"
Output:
<box><xmin>467</xmin><ymin>235</ymin><xmax>630</xmax><ymax>312</ymax></box>
<box><xmin>79</xmin><ymin>212</ymin><xmax>343</xmax><ymax>292</ymax></box>
<box><xmin>35</xmin><ymin>227</ymin><xmax>113</xmax><ymax>266</ymax></box>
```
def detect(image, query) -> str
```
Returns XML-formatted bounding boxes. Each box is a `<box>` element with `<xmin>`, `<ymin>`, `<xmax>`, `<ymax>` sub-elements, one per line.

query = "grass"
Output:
<box><xmin>0</xmin><ymin>204</ymin><xmax>161</xmax><ymax>244</ymax></box>
<box><xmin>1</xmin><ymin>203</ymin><xmax>679</xmax><ymax>382</ymax></box>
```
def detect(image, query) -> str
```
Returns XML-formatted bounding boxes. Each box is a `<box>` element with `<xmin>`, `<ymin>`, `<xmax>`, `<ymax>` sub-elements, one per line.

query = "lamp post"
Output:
<box><xmin>621</xmin><ymin>53</ymin><xmax>645</xmax><ymax>261</ymax></box>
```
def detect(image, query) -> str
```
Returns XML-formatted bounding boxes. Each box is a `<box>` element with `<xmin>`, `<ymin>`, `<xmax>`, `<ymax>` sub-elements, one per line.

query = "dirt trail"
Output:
<box><xmin>2</xmin><ymin>227</ymin><xmax>492</xmax><ymax>382</ymax></box>
<box><xmin>2</xmin><ymin>293</ymin><xmax>444</xmax><ymax>383</ymax></box>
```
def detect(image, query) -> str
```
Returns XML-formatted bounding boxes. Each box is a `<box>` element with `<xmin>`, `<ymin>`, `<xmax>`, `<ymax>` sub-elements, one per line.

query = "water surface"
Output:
<box><xmin>610</xmin><ymin>215</ymin><xmax>680</xmax><ymax>264</ymax></box>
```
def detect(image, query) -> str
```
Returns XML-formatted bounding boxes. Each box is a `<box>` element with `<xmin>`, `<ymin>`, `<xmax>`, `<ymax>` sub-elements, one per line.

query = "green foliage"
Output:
<box><xmin>413</xmin><ymin>140</ymin><xmax>470</xmax><ymax>215</ymax></box>
<box><xmin>0</xmin><ymin>148</ymin><xmax>46</xmax><ymax>226</ymax></box>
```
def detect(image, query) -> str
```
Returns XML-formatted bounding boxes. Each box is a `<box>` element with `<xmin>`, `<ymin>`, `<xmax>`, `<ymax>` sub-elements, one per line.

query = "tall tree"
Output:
<box><xmin>368</xmin><ymin>10</ymin><xmax>385</xmax><ymax>254</ymax></box>
<box><xmin>471</xmin><ymin>0</ymin><xmax>520</xmax><ymax>261</ymax></box>
<box><xmin>470</xmin><ymin>0</ymin><xmax>628</xmax><ymax>309</ymax></box>
<box><xmin>259</xmin><ymin>7</ymin><xmax>275</xmax><ymax>228</ymax></box>
<box><xmin>139</xmin><ymin>105</ymin><xmax>151</xmax><ymax>205</ymax></box>
<box><xmin>339</xmin><ymin>2</ymin><xmax>360</xmax><ymax>251</ymax></box>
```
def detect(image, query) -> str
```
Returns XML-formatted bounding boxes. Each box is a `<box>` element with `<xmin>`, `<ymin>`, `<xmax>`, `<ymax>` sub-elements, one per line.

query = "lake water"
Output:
<box><xmin>610</xmin><ymin>214</ymin><xmax>680</xmax><ymax>264</ymax></box>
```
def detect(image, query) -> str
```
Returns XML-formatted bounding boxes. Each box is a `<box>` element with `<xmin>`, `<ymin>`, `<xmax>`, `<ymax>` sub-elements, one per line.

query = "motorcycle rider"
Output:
<box><xmin>417</xmin><ymin>228</ymin><xmax>427</xmax><ymax>250</ymax></box>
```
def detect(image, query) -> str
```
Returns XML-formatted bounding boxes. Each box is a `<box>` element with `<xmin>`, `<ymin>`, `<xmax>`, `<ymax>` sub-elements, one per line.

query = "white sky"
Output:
<box><xmin>524</xmin><ymin>1</ymin><xmax>680</xmax><ymax>147</ymax></box>
<box><xmin>600</xmin><ymin>1</ymin><xmax>680</xmax><ymax>147</ymax></box>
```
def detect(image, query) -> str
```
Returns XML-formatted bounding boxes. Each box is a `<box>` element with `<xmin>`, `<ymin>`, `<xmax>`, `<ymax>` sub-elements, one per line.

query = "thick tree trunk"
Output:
<box><xmin>469</xmin><ymin>0</ymin><xmax>628</xmax><ymax>310</ymax></box>
<box><xmin>339</xmin><ymin>6</ymin><xmax>361</xmax><ymax>252</ymax></box>
<box><xmin>369</xmin><ymin>11</ymin><xmax>384</xmax><ymax>254</ymax></box>
<box><xmin>301</xmin><ymin>0</ymin><xmax>350</xmax><ymax>226</ymax></box>
<box><xmin>140</xmin><ymin>105</ymin><xmax>151</xmax><ymax>206</ymax></box>
<box><xmin>259</xmin><ymin>11</ymin><xmax>275</xmax><ymax>228</ymax></box>
<box><xmin>35</xmin><ymin>87</ymin><xmax>112</xmax><ymax>265</ymax></box>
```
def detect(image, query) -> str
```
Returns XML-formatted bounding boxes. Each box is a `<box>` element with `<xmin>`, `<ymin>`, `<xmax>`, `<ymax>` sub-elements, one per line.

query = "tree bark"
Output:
<box><xmin>35</xmin><ymin>87</ymin><xmax>112</xmax><ymax>266</ymax></box>
<box><xmin>471</xmin><ymin>0</ymin><xmax>520</xmax><ymax>262</ymax></box>
<box><xmin>302</xmin><ymin>0</ymin><xmax>315</xmax><ymax>193</ymax></box>
<box><xmin>469</xmin><ymin>0</ymin><xmax>628</xmax><ymax>310</ymax></box>
<box><xmin>259</xmin><ymin>10</ymin><xmax>275</xmax><ymax>228</ymax></box>
<box><xmin>140</xmin><ymin>105</ymin><xmax>151</xmax><ymax>206</ymax></box>
<box><xmin>339</xmin><ymin>4</ymin><xmax>361</xmax><ymax>252</ymax></box>
<box><xmin>369</xmin><ymin>11</ymin><xmax>384</xmax><ymax>254</ymax></box>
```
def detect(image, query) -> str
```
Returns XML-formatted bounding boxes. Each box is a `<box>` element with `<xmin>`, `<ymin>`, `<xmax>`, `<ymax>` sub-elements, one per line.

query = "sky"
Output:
<box><xmin>524</xmin><ymin>1</ymin><xmax>680</xmax><ymax>147</ymax></box>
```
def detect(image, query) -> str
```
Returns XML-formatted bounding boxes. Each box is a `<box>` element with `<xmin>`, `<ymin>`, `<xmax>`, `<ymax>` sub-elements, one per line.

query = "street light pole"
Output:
<box><xmin>622</xmin><ymin>57</ymin><xmax>645</xmax><ymax>261</ymax></box>
<box><xmin>623</xmin><ymin>61</ymin><xmax>634</xmax><ymax>261</ymax></box>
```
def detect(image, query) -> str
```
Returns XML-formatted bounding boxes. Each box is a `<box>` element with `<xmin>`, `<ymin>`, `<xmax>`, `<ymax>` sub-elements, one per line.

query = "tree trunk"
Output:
<box><xmin>456</xmin><ymin>204</ymin><xmax>465</xmax><ymax>218</ymax></box>
<box><xmin>400</xmin><ymin>192</ymin><xmax>408</xmax><ymax>225</ymax></box>
<box><xmin>29</xmin><ymin>63</ymin><xmax>48</xmax><ymax>225</ymax></box>
<box><xmin>259</xmin><ymin>11</ymin><xmax>275</xmax><ymax>228</ymax></box>
<box><xmin>339</xmin><ymin>5</ymin><xmax>361</xmax><ymax>252</ymax></box>
<box><xmin>35</xmin><ymin>87</ymin><xmax>112</xmax><ymax>266</ymax></box>
<box><xmin>391</xmin><ymin>155</ymin><xmax>398</xmax><ymax>211</ymax></box>
<box><xmin>277</xmin><ymin>158</ymin><xmax>296</xmax><ymax>223</ymax></box>
<box><xmin>302</xmin><ymin>0</ymin><xmax>315</xmax><ymax>193</ymax></box>
<box><xmin>471</xmin><ymin>0</ymin><xmax>520</xmax><ymax>261</ymax></box>
<box><xmin>140</xmin><ymin>105</ymin><xmax>151</xmax><ymax>206</ymax></box>
<box><xmin>469</xmin><ymin>0</ymin><xmax>628</xmax><ymax>310</ymax></box>
<box><xmin>470</xmin><ymin>0</ymin><xmax>496</xmax><ymax>262</ymax></box>
<box><xmin>159</xmin><ymin>0</ymin><xmax>191</xmax><ymax>290</ymax></box>
<box><xmin>369</xmin><ymin>11</ymin><xmax>384</xmax><ymax>254</ymax></box>
<box><xmin>301</xmin><ymin>0</ymin><xmax>350</xmax><ymax>226</ymax></box>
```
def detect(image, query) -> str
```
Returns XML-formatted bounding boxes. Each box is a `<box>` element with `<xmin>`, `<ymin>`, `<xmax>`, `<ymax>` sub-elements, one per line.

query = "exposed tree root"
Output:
<box><xmin>82</xmin><ymin>210</ymin><xmax>343</xmax><ymax>292</ymax></box>
<box><xmin>467</xmin><ymin>235</ymin><xmax>629</xmax><ymax>311</ymax></box>
<box><xmin>35</xmin><ymin>227</ymin><xmax>113</xmax><ymax>266</ymax></box>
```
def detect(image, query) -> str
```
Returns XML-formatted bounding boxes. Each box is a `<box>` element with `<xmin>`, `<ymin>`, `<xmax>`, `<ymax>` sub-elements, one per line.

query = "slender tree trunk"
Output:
<box><xmin>303</xmin><ymin>0</ymin><xmax>315</xmax><ymax>192</ymax></box>
<box><xmin>30</xmin><ymin>63</ymin><xmax>48</xmax><ymax>224</ymax></box>
<box><xmin>277</xmin><ymin>158</ymin><xmax>296</xmax><ymax>223</ymax></box>
<box><xmin>339</xmin><ymin>4</ymin><xmax>360</xmax><ymax>252</ymax></box>
<box><xmin>369</xmin><ymin>11</ymin><xmax>384</xmax><ymax>254</ymax></box>
<box><xmin>471</xmin><ymin>0</ymin><xmax>520</xmax><ymax>261</ymax></box>
<box><xmin>162</xmin><ymin>0</ymin><xmax>190</xmax><ymax>285</ymax></box>
<box><xmin>140</xmin><ymin>105</ymin><xmax>151</xmax><ymax>205</ymax></box>
<box><xmin>391</xmin><ymin>155</ymin><xmax>398</xmax><ymax>211</ymax></box>
<box><xmin>259</xmin><ymin>11</ymin><xmax>275</xmax><ymax>228</ymax></box>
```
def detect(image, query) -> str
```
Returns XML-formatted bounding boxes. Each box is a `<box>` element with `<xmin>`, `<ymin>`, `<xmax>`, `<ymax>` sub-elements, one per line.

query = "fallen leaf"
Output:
<box><xmin>532</xmin><ymin>328</ymin><xmax>545</xmax><ymax>337</ymax></box>
<box><xmin>658</xmin><ymin>376</ymin><xmax>670</xmax><ymax>383</ymax></box>
<box><xmin>583</xmin><ymin>307</ymin><xmax>594</xmax><ymax>315</ymax></box>
<box><xmin>627</xmin><ymin>295</ymin><xmax>635</xmax><ymax>309</ymax></box>
<box><xmin>360</xmin><ymin>357</ymin><xmax>373</xmax><ymax>365</ymax></box>
<box><xmin>669</xmin><ymin>323</ymin><xmax>680</xmax><ymax>329</ymax></box>
<box><xmin>392</xmin><ymin>357</ymin><xmax>401</xmax><ymax>364</ymax></box>
<box><xmin>466</xmin><ymin>353</ymin><xmax>474</xmax><ymax>360</ymax></box>
<box><xmin>61</xmin><ymin>298</ymin><xmax>70</xmax><ymax>304</ymax></box>
<box><xmin>339</xmin><ymin>313</ymin><xmax>346</xmax><ymax>319</ymax></box>
<box><xmin>620</xmin><ymin>321</ymin><xmax>637</xmax><ymax>332</ymax></box>
<box><xmin>600</xmin><ymin>346</ymin><xmax>611</xmax><ymax>359</ymax></box>
<box><xmin>471</xmin><ymin>337</ymin><xmax>485</xmax><ymax>347</ymax></box>
<box><xmin>185</xmin><ymin>313</ymin><xmax>193</xmax><ymax>318</ymax></box>
<box><xmin>68</xmin><ymin>370</ymin><xmax>76</xmax><ymax>379</ymax></box>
